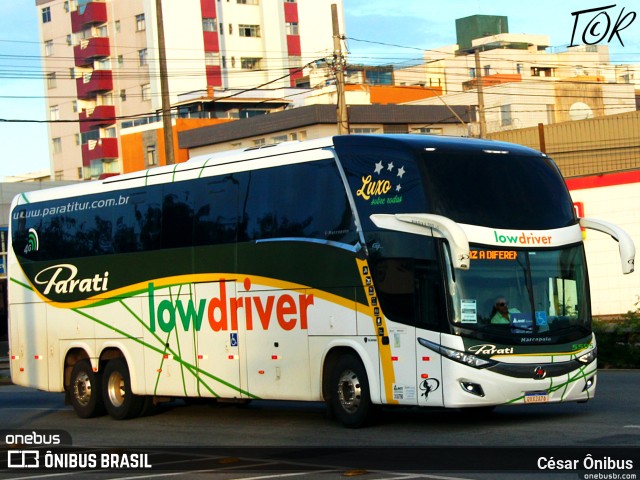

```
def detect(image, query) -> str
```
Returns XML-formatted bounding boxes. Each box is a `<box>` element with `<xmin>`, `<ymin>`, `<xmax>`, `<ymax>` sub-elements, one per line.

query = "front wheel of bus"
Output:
<box><xmin>329</xmin><ymin>354</ymin><xmax>374</xmax><ymax>428</ymax></box>
<box><xmin>102</xmin><ymin>358</ymin><xmax>144</xmax><ymax>420</ymax></box>
<box><xmin>70</xmin><ymin>360</ymin><xmax>105</xmax><ymax>418</ymax></box>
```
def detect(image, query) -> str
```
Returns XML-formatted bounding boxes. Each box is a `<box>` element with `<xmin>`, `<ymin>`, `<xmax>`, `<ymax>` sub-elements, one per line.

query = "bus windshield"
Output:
<box><xmin>445</xmin><ymin>245</ymin><xmax>590</xmax><ymax>342</ymax></box>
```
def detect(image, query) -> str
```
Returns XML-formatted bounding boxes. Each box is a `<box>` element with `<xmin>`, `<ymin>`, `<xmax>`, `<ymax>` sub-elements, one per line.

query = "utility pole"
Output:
<box><xmin>331</xmin><ymin>4</ymin><xmax>348</xmax><ymax>135</ymax></box>
<box><xmin>155</xmin><ymin>0</ymin><xmax>175</xmax><ymax>165</ymax></box>
<box><xmin>474</xmin><ymin>48</ymin><xmax>487</xmax><ymax>138</ymax></box>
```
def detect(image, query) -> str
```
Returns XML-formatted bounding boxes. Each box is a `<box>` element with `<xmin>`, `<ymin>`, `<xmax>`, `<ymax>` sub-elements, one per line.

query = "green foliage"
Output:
<box><xmin>593</xmin><ymin>297</ymin><xmax>640</xmax><ymax>369</ymax></box>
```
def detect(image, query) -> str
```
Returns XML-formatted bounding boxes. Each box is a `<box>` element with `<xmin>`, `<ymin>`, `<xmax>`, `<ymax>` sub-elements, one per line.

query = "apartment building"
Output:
<box><xmin>36</xmin><ymin>0</ymin><xmax>343</xmax><ymax>180</ymax></box>
<box><xmin>395</xmin><ymin>15</ymin><xmax>638</xmax><ymax>135</ymax></box>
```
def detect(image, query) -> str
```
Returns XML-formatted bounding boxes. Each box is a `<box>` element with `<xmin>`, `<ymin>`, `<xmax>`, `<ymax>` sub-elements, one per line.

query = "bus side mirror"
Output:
<box><xmin>370</xmin><ymin>213</ymin><xmax>470</xmax><ymax>270</ymax></box>
<box><xmin>579</xmin><ymin>217</ymin><xmax>635</xmax><ymax>274</ymax></box>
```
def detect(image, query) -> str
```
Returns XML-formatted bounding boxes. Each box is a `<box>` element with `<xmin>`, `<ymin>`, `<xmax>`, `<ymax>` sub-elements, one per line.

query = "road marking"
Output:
<box><xmin>623</xmin><ymin>425</ymin><xmax>640</xmax><ymax>428</ymax></box>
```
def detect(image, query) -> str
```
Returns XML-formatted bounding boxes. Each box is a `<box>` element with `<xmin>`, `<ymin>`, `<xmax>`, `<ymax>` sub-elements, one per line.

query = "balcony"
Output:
<box><xmin>76</xmin><ymin>70</ymin><xmax>113</xmax><ymax>100</ymax></box>
<box><xmin>462</xmin><ymin>73</ymin><xmax>522</xmax><ymax>91</ymax></box>
<box><xmin>74</xmin><ymin>37</ymin><xmax>110</xmax><ymax>67</ymax></box>
<box><xmin>71</xmin><ymin>2</ymin><xmax>108</xmax><ymax>33</ymax></box>
<box><xmin>82</xmin><ymin>137</ymin><xmax>118</xmax><ymax>166</ymax></box>
<box><xmin>79</xmin><ymin>105</ymin><xmax>116</xmax><ymax>133</ymax></box>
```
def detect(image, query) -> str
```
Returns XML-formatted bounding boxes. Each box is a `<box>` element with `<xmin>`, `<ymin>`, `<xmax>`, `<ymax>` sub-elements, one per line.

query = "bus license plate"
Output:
<box><xmin>524</xmin><ymin>391</ymin><xmax>548</xmax><ymax>404</ymax></box>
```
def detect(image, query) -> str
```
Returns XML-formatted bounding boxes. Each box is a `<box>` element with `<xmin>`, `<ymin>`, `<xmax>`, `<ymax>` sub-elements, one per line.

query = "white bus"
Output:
<box><xmin>8</xmin><ymin>135</ymin><xmax>635</xmax><ymax>427</ymax></box>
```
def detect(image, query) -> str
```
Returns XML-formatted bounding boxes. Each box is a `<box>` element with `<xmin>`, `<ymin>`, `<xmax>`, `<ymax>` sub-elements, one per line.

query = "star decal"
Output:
<box><xmin>374</xmin><ymin>161</ymin><xmax>384</xmax><ymax>175</ymax></box>
<box><xmin>397</xmin><ymin>166</ymin><xmax>406</xmax><ymax>178</ymax></box>
<box><xmin>396</xmin><ymin>184</ymin><xmax>402</xmax><ymax>192</ymax></box>
<box><xmin>387</xmin><ymin>162</ymin><xmax>395</xmax><ymax>172</ymax></box>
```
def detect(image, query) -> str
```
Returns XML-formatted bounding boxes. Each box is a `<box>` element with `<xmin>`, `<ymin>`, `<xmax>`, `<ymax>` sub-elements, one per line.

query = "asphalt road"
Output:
<box><xmin>1</xmin><ymin>370</ymin><xmax>639</xmax><ymax>479</ymax></box>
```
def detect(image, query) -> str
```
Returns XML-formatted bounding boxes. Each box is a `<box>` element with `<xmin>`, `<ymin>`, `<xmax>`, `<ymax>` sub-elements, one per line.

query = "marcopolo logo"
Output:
<box><xmin>148</xmin><ymin>278</ymin><xmax>314</xmax><ymax>333</ymax></box>
<box><xmin>494</xmin><ymin>230</ymin><xmax>553</xmax><ymax>246</ymax></box>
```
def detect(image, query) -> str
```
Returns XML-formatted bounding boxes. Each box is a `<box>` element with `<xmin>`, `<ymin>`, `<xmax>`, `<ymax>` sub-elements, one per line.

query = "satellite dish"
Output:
<box><xmin>569</xmin><ymin>102</ymin><xmax>594</xmax><ymax>121</ymax></box>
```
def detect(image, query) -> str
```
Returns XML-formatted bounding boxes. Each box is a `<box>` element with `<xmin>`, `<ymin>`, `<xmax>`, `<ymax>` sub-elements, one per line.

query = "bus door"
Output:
<box><xmin>239</xmin><ymin>284</ymin><xmax>312</xmax><ymax>401</ymax></box>
<box><xmin>193</xmin><ymin>280</ymin><xmax>243</xmax><ymax>399</ymax></box>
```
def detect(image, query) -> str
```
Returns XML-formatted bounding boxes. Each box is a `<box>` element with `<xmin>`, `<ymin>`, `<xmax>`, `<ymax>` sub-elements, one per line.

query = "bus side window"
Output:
<box><xmin>194</xmin><ymin>174</ymin><xmax>241</xmax><ymax>246</ymax></box>
<box><xmin>162</xmin><ymin>184</ymin><xmax>194</xmax><ymax>248</ymax></box>
<box><xmin>243</xmin><ymin>160</ymin><xmax>357</xmax><ymax>245</ymax></box>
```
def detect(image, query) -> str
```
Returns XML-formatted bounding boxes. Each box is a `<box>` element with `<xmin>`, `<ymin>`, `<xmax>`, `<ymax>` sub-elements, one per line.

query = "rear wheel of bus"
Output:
<box><xmin>70</xmin><ymin>359</ymin><xmax>105</xmax><ymax>418</ymax></box>
<box><xmin>329</xmin><ymin>353</ymin><xmax>374</xmax><ymax>428</ymax></box>
<box><xmin>102</xmin><ymin>358</ymin><xmax>144</xmax><ymax>420</ymax></box>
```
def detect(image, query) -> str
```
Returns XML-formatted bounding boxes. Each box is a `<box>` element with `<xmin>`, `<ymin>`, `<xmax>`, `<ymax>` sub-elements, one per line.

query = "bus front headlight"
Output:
<box><xmin>418</xmin><ymin>337</ymin><xmax>497</xmax><ymax>369</ymax></box>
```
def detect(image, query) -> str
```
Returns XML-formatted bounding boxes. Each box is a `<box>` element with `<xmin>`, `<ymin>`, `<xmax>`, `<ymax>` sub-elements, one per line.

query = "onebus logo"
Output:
<box><xmin>148</xmin><ymin>278</ymin><xmax>314</xmax><ymax>333</ymax></box>
<box><xmin>493</xmin><ymin>231</ymin><xmax>553</xmax><ymax>245</ymax></box>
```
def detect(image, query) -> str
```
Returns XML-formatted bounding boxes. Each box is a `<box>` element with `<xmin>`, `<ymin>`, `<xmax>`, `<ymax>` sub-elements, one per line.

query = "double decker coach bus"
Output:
<box><xmin>8</xmin><ymin>135</ymin><xmax>635</xmax><ymax>427</ymax></box>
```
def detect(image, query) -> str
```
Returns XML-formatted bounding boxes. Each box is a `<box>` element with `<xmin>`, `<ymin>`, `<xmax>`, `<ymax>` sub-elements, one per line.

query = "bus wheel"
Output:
<box><xmin>102</xmin><ymin>358</ymin><xmax>144</xmax><ymax>420</ymax></box>
<box><xmin>329</xmin><ymin>354</ymin><xmax>374</xmax><ymax>428</ymax></box>
<box><xmin>70</xmin><ymin>360</ymin><xmax>105</xmax><ymax>418</ymax></box>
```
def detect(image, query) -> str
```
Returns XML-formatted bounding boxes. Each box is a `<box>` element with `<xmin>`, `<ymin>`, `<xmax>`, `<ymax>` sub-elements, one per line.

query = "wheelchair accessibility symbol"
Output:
<box><xmin>230</xmin><ymin>333</ymin><xmax>238</xmax><ymax>347</ymax></box>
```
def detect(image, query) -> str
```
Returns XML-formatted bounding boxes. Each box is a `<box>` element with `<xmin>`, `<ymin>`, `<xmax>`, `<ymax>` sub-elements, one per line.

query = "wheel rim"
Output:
<box><xmin>107</xmin><ymin>371</ymin><xmax>125</xmax><ymax>408</ymax></box>
<box><xmin>337</xmin><ymin>368</ymin><xmax>361</xmax><ymax>413</ymax></box>
<box><xmin>73</xmin><ymin>371</ymin><xmax>92</xmax><ymax>407</ymax></box>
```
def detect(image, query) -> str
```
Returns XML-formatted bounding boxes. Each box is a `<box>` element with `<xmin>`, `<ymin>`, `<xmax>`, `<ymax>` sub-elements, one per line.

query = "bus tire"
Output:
<box><xmin>102</xmin><ymin>358</ymin><xmax>144</xmax><ymax>420</ymax></box>
<box><xmin>329</xmin><ymin>353</ymin><xmax>374</xmax><ymax>428</ymax></box>
<box><xmin>70</xmin><ymin>360</ymin><xmax>105</xmax><ymax>418</ymax></box>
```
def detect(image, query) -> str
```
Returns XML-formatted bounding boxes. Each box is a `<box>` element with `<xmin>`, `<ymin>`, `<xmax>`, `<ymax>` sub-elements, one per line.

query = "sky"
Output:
<box><xmin>0</xmin><ymin>1</ymin><xmax>639</xmax><ymax>180</ymax></box>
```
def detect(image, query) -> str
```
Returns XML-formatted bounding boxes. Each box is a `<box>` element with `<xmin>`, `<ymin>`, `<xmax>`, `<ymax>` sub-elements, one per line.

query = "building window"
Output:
<box><xmin>239</xmin><ymin>24</ymin><xmax>260</xmax><ymax>37</ymax></box>
<box><xmin>47</xmin><ymin>72</ymin><xmax>57</xmax><ymax>89</ymax></box>
<box><xmin>484</xmin><ymin>65</ymin><xmax>491</xmax><ymax>76</ymax></box>
<box><xmin>253</xmin><ymin>138</ymin><xmax>265</xmax><ymax>146</ymax></box>
<box><xmin>49</xmin><ymin>106</ymin><xmax>60</xmax><ymax>121</ymax></box>
<box><xmin>77</xmin><ymin>167</ymin><xmax>83</xmax><ymax>179</ymax></box>
<box><xmin>120</xmin><ymin>89</ymin><xmax>126</xmax><ymax>101</ymax></box>
<box><xmin>117</xmin><ymin>55</ymin><xmax>124</xmax><ymax>66</ymax></box>
<box><xmin>72</xmin><ymin>100</ymin><xmax>78</xmax><ymax>112</ymax></box>
<box><xmin>288</xmin><ymin>56</ymin><xmax>302</xmax><ymax>68</ymax></box>
<box><xmin>138</xmin><ymin>49</ymin><xmax>148</xmax><ymax>66</ymax></box>
<box><xmin>285</xmin><ymin>22</ymin><xmax>299</xmax><ymax>35</ymax></box>
<box><xmin>115</xmin><ymin>20</ymin><xmax>121</xmax><ymax>33</ymax></box>
<box><xmin>69</xmin><ymin>67</ymin><xmax>75</xmax><ymax>79</ymax></box>
<box><xmin>205</xmin><ymin>52</ymin><xmax>220</xmax><ymax>66</ymax></box>
<box><xmin>350</xmin><ymin>127</ymin><xmax>379</xmax><ymax>134</ymax></box>
<box><xmin>501</xmin><ymin>104</ymin><xmax>512</xmax><ymax>126</ymax></box>
<box><xmin>516</xmin><ymin>63</ymin><xmax>523</xmax><ymax>74</ymax></box>
<box><xmin>285</xmin><ymin>0</ymin><xmax>296</xmax><ymax>2</ymax></box>
<box><xmin>241</xmin><ymin>57</ymin><xmax>261</xmax><ymax>70</ymax></box>
<box><xmin>411</xmin><ymin>127</ymin><xmax>443</xmax><ymax>135</ymax></box>
<box><xmin>45</xmin><ymin>40</ymin><xmax>54</xmax><ymax>56</ymax></box>
<box><xmin>237</xmin><ymin>0</ymin><xmax>259</xmax><ymax>4</ymax></box>
<box><xmin>219</xmin><ymin>23</ymin><xmax>224</xmax><ymax>34</ymax></box>
<box><xmin>203</xmin><ymin>18</ymin><xmax>217</xmax><ymax>32</ymax></box>
<box><xmin>229</xmin><ymin>24</ymin><xmax>233</xmax><ymax>35</ymax></box>
<box><xmin>271</xmin><ymin>134</ymin><xmax>288</xmax><ymax>144</ymax></box>
<box><xmin>136</xmin><ymin>14</ymin><xmax>146</xmax><ymax>31</ymax></box>
<box><xmin>66</xmin><ymin>34</ymin><xmax>73</xmax><ymax>46</ymax></box>
<box><xmin>42</xmin><ymin>7</ymin><xmax>51</xmax><ymax>23</ymax></box>
<box><xmin>147</xmin><ymin>145</ymin><xmax>157</xmax><ymax>165</ymax></box>
<box><xmin>52</xmin><ymin>138</ymin><xmax>62</xmax><ymax>154</ymax></box>
<box><xmin>469</xmin><ymin>67</ymin><xmax>476</xmax><ymax>78</ymax></box>
<box><xmin>141</xmin><ymin>84</ymin><xmax>151</xmax><ymax>101</ymax></box>
<box><xmin>75</xmin><ymin>134</ymin><xmax>81</xmax><ymax>145</ymax></box>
